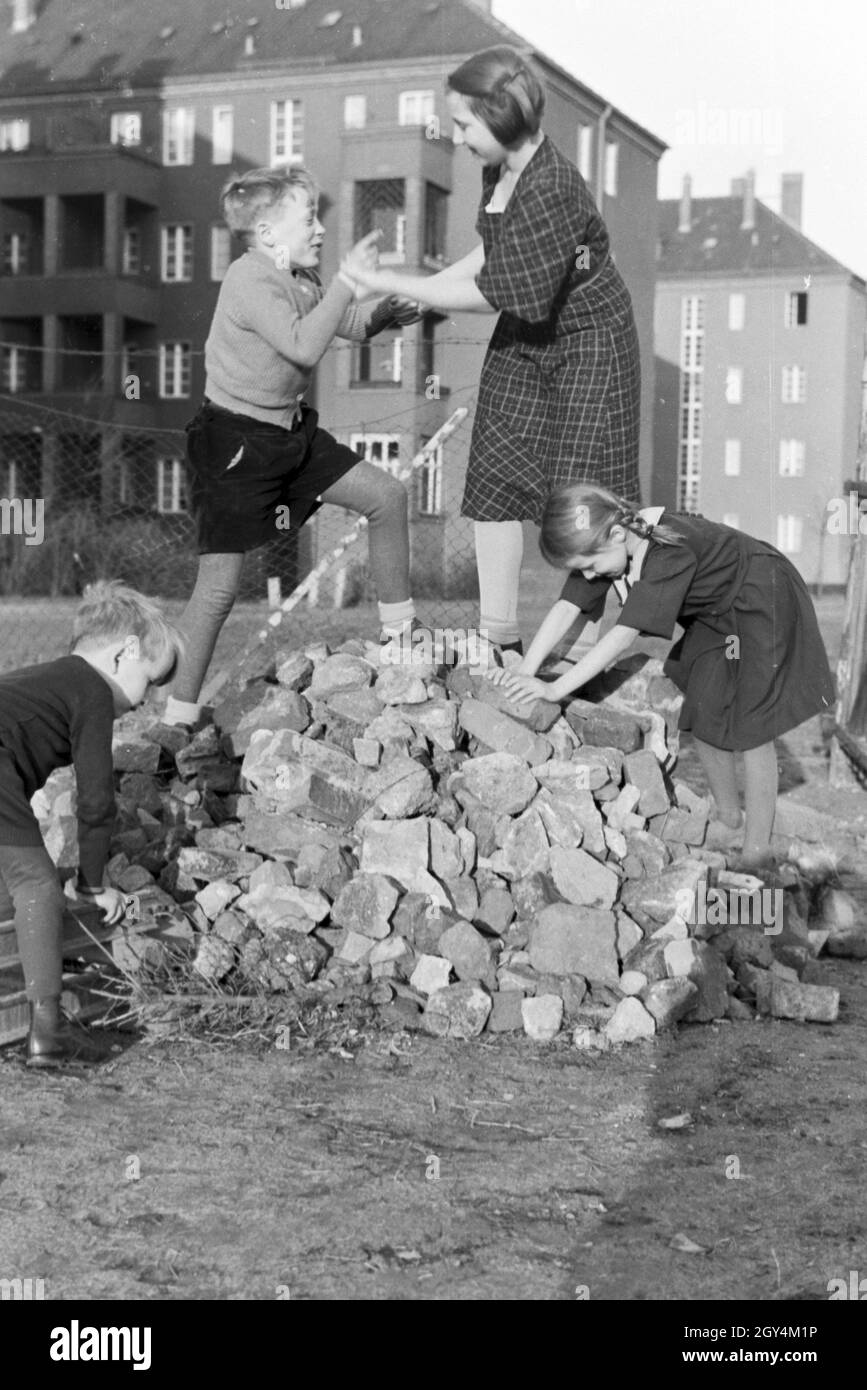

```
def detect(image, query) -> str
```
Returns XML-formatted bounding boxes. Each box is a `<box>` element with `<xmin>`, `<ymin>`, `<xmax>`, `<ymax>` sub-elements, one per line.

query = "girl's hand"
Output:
<box><xmin>498</xmin><ymin>674</ymin><xmax>558</xmax><ymax>706</ymax></box>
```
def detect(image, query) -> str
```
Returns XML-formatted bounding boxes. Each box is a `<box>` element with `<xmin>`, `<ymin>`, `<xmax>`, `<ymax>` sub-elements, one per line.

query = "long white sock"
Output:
<box><xmin>475</xmin><ymin>520</ymin><xmax>523</xmax><ymax>645</ymax></box>
<box><xmin>378</xmin><ymin>597</ymin><xmax>416</xmax><ymax>637</ymax></box>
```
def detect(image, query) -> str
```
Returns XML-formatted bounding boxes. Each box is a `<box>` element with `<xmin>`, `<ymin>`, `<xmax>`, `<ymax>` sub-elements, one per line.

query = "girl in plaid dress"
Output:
<box><xmin>489</xmin><ymin>485</ymin><xmax>835</xmax><ymax>873</ymax></box>
<box><xmin>350</xmin><ymin>46</ymin><xmax>641</xmax><ymax>660</ymax></box>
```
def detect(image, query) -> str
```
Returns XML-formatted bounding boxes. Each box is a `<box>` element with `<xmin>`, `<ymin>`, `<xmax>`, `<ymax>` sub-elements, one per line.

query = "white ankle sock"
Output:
<box><xmin>163</xmin><ymin>696</ymin><xmax>201</xmax><ymax>727</ymax></box>
<box><xmin>378</xmin><ymin>597</ymin><xmax>416</xmax><ymax>636</ymax></box>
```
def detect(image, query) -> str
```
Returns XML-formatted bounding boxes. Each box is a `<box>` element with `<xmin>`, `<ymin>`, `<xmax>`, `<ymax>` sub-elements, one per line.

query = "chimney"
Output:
<box><xmin>780</xmin><ymin>172</ymin><xmax>803</xmax><ymax>230</ymax></box>
<box><xmin>10</xmin><ymin>0</ymin><xmax>37</xmax><ymax>33</ymax></box>
<box><xmin>678</xmin><ymin>174</ymin><xmax>692</xmax><ymax>233</ymax></box>
<box><xmin>730</xmin><ymin>177</ymin><xmax>745</xmax><ymax>198</ymax></box>
<box><xmin>740</xmin><ymin>169</ymin><xmax>756</xmax><ymax>231</ymax></box>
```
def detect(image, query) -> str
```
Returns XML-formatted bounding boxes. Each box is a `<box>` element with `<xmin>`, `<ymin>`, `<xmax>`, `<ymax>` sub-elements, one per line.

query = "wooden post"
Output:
<box><xmin>830</xmin><ymin>332</ymin><xmax>867</xmax><ymax>786</ymax></box>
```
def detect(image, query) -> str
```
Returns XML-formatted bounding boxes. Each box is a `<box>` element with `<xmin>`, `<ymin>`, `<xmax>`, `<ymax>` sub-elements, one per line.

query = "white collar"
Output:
<box><xmin>612</xmin><ymin>506</ymin><xmax>664</xmax><ymax>603</ymax></box>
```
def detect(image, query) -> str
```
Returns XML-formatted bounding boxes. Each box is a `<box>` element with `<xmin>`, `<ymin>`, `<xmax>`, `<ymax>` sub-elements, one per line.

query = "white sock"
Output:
<box><xmin>163</xmin><ymin>696</ymin><xmax>201</xmax><ymax>727</ymax></box>
<box><xmin>475</xmin><ymin>520</ymin><xmax>523</xmax><ymax>646</ymax></box>
<box><xmin>378</xmin><ymin>597</ymin><xmax>416</xmax><ymax>637</ymax></box>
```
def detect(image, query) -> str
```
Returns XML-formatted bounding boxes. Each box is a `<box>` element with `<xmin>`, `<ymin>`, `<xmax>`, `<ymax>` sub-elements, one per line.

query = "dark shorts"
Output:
<box><xmin>185</xmin><ymin>401</ymin><xmax>361</xmax><ymax>554</ymax></box>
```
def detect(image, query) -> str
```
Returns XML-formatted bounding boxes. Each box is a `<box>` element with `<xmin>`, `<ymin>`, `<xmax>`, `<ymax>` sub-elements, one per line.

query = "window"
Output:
<box><xmin>211</xmin><ymin>226</ymin><xmax>232</xmax><ymax>281</ymax></box>
<box><xmin>782</xmin><ymin>365</ymin><xmax>807</xmax><ymax>403</ymax></box>
<box><xmin>110</xmin><ymin>112</ymin><xmax>141</xmax><ymax>147</ymax></box>
<box><xmin>779</xmin><ymin>440</ymin><xmax>806</xmax><ymax>477</ymax></box>
<box><xmin>212</xmin><ymin>106</ymin><xmax>233</xmax><ymax>164</ymax></box>
<box><xmin>355</xmin><ymin>179</ymin><xmax>405</xmax><ymax>264</ymax></box>
<box><xmin>577</xmin><ymin>124</ymin><xmax>593</xmax><ymax>181</ymax></box>
<box><xmin>417</xmin><ymin>442</ymin><xmax>443</xmax><ymax>516</ymax></box>
<box><xmin>0</xmin><ymin>119</ymin><xmax>30</xmax><ymax>152</ymax></box>
<box><xmin>122</xmin><ymin>227</ymin><xmax>140</xmax><ymax>275</ymax></box>
<box><xmin>777</xmin><ymin>514</ymin><xmax>803</xmax><ymax>553</ymax></box>
<box><xmin>423</xmin><ymin>183</ymin><xmax>448</xmax><ymax>264</ymax></box>
<box><xmin>725</xmin><ymin>367</ymin><xmax>743</xmax><ymax>404</ymax></box>
<box><xmin>722</xmin><ymin>513</ymin><xmax>740</xmax><ymax>529</ymax></box>
<box><xmin>344</xmin><ymin>95</ymin><xmax>367</xmax><ymax>130</ymax></box>
<box><xmin>163</xmin><ymin>108</ymin><xmax>194</xmax><ymax>165</ymax></box>
<box><xmin>156</xmin><ymin>457</ymin><xmax>186</xmax><ymax>513</ymax></box>
<box><xmin>680</xmin><ymin>294</ymin><xmax>704</xmax><ymax>369</ymax></box>
<box><xmin>1</xmin><ymin>345</ymin><xmax>29</xmax><ymax>392</ymax></box>
<box><xmin>728</xmin><ymin>293</ymin><xmax>745</xmax><ymax>331</ymax></box>
<box><xmin>350</xmin><ymin>433</ymin><xmax>401</xmax><ymax>476</ymax></box>
<box><xmin>785</xmin><ymin>290</ymin><xmax>808</xmax><ymax>327</ymax></box>
<box><xmin>161</xmin><ymin>225</ymin><xmax>193</xmax><ymax>282</ymax></box>
<box><xmin>604</xmin><ymin>140</ymin><xmax>618</xmax><ymax>196</ymax></box>
<box><xmin>270</xmin><ymin>99</ymin><xmax>304</xmax><ymax>165</ymax></box>
<box><xmin>399</xmin><ymin>90</ymin><xmax>435</xmax><ymax>126</ymax></box>
<box><xmin>677</xmin><ymin>295</ymin><xmax>704</xmax><ymax>512</ymax></box>
<box><xmin>724</xmin><ymin>440</ymin><xmax>741</xmax><ymax>476</ymax></box>
<box><xmin>3</xmin><ymin>231</ymin><xmax>29</xmax><ymax>274</ymax></box>
<box><xmin>353</xmin><ymin>332</ymin><xmax>403</xmax><ymax>386</ymax></box>
<box><xmin>159</xmin><ymin>342</ymin><xmax>191</xmax><ymax>398</ymax></box>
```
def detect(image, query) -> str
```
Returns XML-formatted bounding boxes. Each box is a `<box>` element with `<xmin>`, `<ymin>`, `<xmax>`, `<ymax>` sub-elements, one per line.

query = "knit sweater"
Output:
<box><xmin>0</xmin><ymin>655</ymin><xmax>116</xmax><ymax>889</ymax></box>
<box><xmin>205</xmin><ymin>249</ymin><xmax>373</xmax><ymax>430</ymax></box>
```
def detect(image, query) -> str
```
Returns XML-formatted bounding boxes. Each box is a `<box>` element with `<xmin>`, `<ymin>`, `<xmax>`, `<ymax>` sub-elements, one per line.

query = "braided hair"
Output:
<box><xmin>539</xmin><ymin>484</ymin><xmax>683</xmax><ymax>569</ymax></box>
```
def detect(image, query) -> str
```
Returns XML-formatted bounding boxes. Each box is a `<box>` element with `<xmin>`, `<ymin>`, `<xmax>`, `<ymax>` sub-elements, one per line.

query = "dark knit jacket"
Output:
<box><xmin>0</xmin><ymin>654</ymin><xmax>116</xmax><ymax>889</ymax></box>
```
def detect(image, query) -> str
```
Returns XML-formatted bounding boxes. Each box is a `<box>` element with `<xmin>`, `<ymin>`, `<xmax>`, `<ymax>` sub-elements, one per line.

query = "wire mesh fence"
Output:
<box><xmin>0</xmin><ymin>390</ymin><xmax>484</xmax><ymax>674</ymax></box>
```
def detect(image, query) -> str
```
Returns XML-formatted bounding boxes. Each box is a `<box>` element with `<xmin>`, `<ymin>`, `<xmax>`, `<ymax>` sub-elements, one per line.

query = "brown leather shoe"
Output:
<box><xmin>26</xmin><ymin>997</ymin><xmax>110</xmax><ymax>1070</ymax></box>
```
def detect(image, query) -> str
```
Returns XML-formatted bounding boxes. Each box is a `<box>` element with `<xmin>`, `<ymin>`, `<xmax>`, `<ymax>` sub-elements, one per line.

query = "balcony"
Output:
<box><xmin>341</xmin><ymin>123</ymin><xmax>454</xmax><ymax>192</ymax></box>
<box><xmin>0</xmin><ymin>140</ymin><xmax>160</xmax><ymax>203</ymax></box>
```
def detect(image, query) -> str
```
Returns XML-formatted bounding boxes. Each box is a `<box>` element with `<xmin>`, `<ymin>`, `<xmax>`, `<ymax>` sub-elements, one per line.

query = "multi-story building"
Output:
<box><xmin>0</xmin><ymin>0</ymin><xmax>665</xmax><ymax>601</ymax></box>
<box><xmin>654</xmin><ymin>172</ymin><xmax>866</xmax><ymax>588</ymax></box>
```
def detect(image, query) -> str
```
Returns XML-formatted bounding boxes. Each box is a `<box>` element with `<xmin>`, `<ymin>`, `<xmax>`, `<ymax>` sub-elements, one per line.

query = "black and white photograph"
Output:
<box><xmin>0</xmin><ymin>0</ymin><xmax>865</xmax><ymax>1343</ymax></box>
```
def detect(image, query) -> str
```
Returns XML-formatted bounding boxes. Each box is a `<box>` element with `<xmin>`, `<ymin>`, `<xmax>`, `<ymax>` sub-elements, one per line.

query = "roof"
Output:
<box><xmin>0</xmin><ymin>0</ymin><xmax>665</xmax><ymax>150</ymax></box>
<box><xmin>657</xmin><ymin>194</ymin><xmax>863</xmax><ymax>283</ymax></box>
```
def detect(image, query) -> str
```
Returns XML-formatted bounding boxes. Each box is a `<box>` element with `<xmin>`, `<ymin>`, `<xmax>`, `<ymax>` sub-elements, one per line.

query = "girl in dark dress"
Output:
<box><xmin>490</xmin><ymin>484</ymin><xmax>836</xmax><ymax>871</ymax></box>
<box><xmin>348</xmin><ymin>46</ymin><xmax>641</xmax><ymax>662</ymax></box>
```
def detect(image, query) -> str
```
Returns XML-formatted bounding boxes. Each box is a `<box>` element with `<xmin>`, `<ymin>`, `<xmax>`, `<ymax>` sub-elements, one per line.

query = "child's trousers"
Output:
<box><xmin>0</xmin><ymin>842</ymin><xmax>65</xmax><ymax>1000</ymax></box>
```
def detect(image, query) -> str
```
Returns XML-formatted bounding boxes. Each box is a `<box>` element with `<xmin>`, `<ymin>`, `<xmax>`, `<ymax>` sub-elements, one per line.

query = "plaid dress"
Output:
<box><xmin>463</xmin><ymin>135</ymin><xmax>641</xmax><ymax>522</ymax></box>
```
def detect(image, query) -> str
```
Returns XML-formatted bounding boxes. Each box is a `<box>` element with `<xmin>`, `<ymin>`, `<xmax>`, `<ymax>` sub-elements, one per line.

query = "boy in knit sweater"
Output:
<box><xmin>163</xmin><ymin>166</ymin><xmax>425</xmax><ymax>728</ymax></box>
<box><xmin>0</xmin><ymin>582</ymin><xmax>184</xmax><ymax>1068</ymax></box>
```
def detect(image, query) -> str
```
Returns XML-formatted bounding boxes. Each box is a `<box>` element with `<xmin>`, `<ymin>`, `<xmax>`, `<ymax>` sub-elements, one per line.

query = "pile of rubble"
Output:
<box><xmin>37</xmin><ymin>637</ymin><xmax>866</xmax><ymax>1046</ymax></box>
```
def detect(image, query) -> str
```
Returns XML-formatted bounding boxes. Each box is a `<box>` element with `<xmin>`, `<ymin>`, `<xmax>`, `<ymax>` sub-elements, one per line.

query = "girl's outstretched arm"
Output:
<box><xmin>350</xmin><ymin>244</ymin><xmax>496</xmax><ymax>314</ymax></box>
<box><xmin>517</xmin><ymin>600</ymin><xmax>592</xmax><ymax>676</ymax></box>
<box><xmin>548</xmin><ymin>623</ymin><xmax>640</xmax><ymax>700</ymax></box>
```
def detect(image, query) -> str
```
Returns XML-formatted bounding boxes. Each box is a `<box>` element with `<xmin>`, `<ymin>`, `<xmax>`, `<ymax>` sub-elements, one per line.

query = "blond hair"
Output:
<box><xmin>72</xmin><ymin>580</ymin><xmax>185</xmax><ymax>682</ymax></box>
<box><xmin>540</xmin><ymin>484</ymin><xmax>683</xmax><ymax>568</ymax></box>
<box><xmin>219</xmin><ymin>166</ymin><xmax>319</xmax><ymax>240</ymax></box>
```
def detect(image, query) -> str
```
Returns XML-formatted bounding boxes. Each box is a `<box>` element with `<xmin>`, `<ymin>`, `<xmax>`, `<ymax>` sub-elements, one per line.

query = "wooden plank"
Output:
<box><xmin>0</xmin><ymin>970</ymin><xmax>111</xmax><ymax>1049</ymax></box>
<box><xmin>0</xmin><ymin>905</ymin><xmax>111</xmax><ymax>971</ymax></box>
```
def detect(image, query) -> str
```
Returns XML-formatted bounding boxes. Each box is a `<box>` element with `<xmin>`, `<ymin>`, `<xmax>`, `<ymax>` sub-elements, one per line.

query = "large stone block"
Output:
<box><xmin>457</xmin><ymin>752</ymin><xmax>538</xmax><ymax>815</ymax></box>
<box><xmin>548</xmin><ymin>846</ymin><xmax>619</xmax><ymax>909</ymax></box>
<box><xmin>528</xmin><ymin>904</ymin><xmax>619</xmax><ymax>984</ymax></box>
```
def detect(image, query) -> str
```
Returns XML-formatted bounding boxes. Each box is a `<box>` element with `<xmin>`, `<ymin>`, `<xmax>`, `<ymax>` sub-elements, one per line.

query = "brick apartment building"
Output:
<box><xmin>654</xmin><ymin>171</ymin><xmax>866</xmax><ymax>588</ymax></box>
<box><xmin>0</xmin><ymin>0</ymin><xmax>665</xmax><ymax>600</ymax></box>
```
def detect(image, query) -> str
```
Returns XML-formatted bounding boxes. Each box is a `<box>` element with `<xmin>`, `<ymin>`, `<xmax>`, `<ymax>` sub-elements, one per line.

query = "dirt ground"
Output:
<box><xmin>2</xmin><ymin>596</ymin><xmax>866</xmax><ymax>1302</ymax></box>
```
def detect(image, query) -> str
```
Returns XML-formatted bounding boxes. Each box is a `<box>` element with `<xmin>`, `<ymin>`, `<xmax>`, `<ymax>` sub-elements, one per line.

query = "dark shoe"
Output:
<box><xmin>26</xmin><ymin>997</ymin><xmax>110</xmax><ymax>1070</ymax></box>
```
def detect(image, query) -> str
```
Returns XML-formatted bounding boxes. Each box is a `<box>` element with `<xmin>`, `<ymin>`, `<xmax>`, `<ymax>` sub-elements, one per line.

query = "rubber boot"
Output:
<box><xmin>26</xmin><ymin>997</ymin><xmax>109</xmax><ymax>1070</ymax></box>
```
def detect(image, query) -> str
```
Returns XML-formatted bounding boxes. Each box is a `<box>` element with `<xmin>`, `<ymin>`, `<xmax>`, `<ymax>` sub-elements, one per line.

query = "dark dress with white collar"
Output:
<box><xmin>463</xmin><ymin>134</ymin><xmax>641</xmax><ymax>523</ymax></box>
<box><xmin>559</xmin><ymin>512</ymin><xmax>835</xmax><ymax>750</ymax></box>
